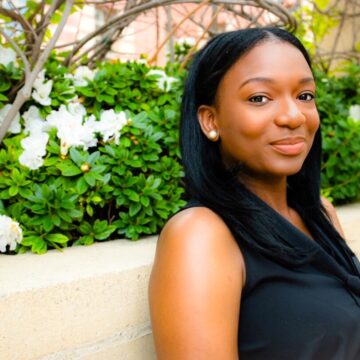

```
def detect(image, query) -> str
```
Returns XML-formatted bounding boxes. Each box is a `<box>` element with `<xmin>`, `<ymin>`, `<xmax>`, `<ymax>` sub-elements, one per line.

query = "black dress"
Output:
<box><xmin>184</xmin><ymin>200</ymin><xmax>360</xmax><ymax>359</ymax></box>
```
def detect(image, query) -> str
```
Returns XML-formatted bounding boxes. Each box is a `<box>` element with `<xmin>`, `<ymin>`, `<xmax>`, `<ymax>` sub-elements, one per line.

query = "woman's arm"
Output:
<box><xmin>148</xmin><ymin>207</ymin><xmax>245</xmax><ymax>360</ymax></box>
<box><xmin>321</xmin><ymin>196</ymin><xmax>346</xmax><ymax>238</ymax></box>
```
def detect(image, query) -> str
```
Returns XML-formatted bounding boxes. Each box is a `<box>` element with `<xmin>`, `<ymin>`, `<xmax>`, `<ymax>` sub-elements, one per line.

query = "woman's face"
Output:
<box><xmin>198</xmin><ymin>40</ymin><xmax>320</xmax><ymax>179</ymax></box>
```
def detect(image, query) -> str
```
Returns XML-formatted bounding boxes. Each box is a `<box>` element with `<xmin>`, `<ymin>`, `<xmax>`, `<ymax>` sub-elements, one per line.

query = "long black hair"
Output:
<box><xmin>180</xmin><ymin>27</ymin><xmax>344</xmax><ymax>266</ymax></box>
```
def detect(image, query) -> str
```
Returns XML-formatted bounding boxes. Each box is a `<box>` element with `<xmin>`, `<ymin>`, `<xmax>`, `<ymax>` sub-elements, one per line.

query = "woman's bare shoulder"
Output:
<box><xmin>160</xmin><ymin>206</ymin><xmax>236</xmax><ymax>246</ymax></box>
<box><xmin>321</xmin><ymin>196</ymin><xmax>345</xmax><ymax>237</ymax></box>
<box><xmin>154</xmin><ymin>205</ymin><xmax>245</xmax><ymax>291</ymax></box>
<box><xmin>149</xmin><ymin>206</ymin><xmax>244</xmax><ymax>359</ymax></box>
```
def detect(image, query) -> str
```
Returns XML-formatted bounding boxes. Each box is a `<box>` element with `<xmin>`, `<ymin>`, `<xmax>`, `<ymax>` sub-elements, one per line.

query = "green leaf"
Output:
<box><xmin>32</xmin><ymin>238</ymin><xmax>47</xmax><ymax>254</ymax></box>
<box><xmin>315</xmin><ymin>0</ymin><xmax>330</xmax><ymax>10</ymax></box>
<box><xmin>127</xmin><ymin>158</ymin><xmax>143</xmax><ymax>168</ymax></box>
<box><xmin>77</xmin><ymin>88</ymin><xmax>96</xmax><ymax>97</ymax></box>
<box><xmin>91</xmin><ymin>195</ymin><xmax>102</xmax><ymax>204</ymax></box>
<box><xmin>103</xmin><ymin>173</ymin><xmax>111</xmax><ymax>184</ymax></box>
<box><xmin>151</xmin><ymin>178</ymin><xmax>161</xmax><ymax>189</ymax></box>
<box><xmin>42</xmin><ymin>219</ymin><xmax>53</xmax><ymax>233</ymax></box>
<box><xmin>9</xmin><ymin>186</ymin><xmax>18</xmax><ymax>196</ymax></box>
<box><xmin>57</xmin><ymin>162</ymin><xmax>82</xmax><ymax>176</ymax></box>
<box><xmin>88</xmin><ymin>151</ymin><xmax>100</xmax><ymax>165</ymax></box>
<box><xmin>97</xmin><ymin>94</ymin><xmax>115</xmax><ymax>104</ymax></box>
<box><xmin>0</xmin><ymin>94</ymin><xmax>8</xmax><ymax>101</ymax></box>
<box><xmin>57</xmin><ymin>210</ymin><xmax>72</xmax><ymax>223</ymax></box>
<box><xmin>47</xmin><ymin>233</ymin><xmax>69</xmax><ymax>244</ymax></box>
<box><xmin>70</xmin><ymin>148</ymin><xmax>84</xmax><ymax>166</ymax></box>
<box><xmin>8</xmin><ymin>202</ymin><xmax>25</xmax><ymax>218</ymax></box>
<box><xmin>0</xmin><ymin>82</ymin><xmax>10</xmax><ymax>92</ymax></box>
<box><xmin>84</xmin><ymin>172</ymin><xmax>96</xmax><ymax>186</ymax></box>
<box><xmin>50</xmin><ymin>213</ymin><xmax>61</xmax><ymax>226</ymax></box>
<box><xmin>79</xmin><ymin>235</ymin><xmax>94</xmax><ymax>245</ymax></box>
<box><xmin>76</xmin><ymin>177</ymin><xmax>89</xmax><ymax>194</ymax></box>
<box><xmin>95</xmin><ymin>226</ymin><xmax>117</xmax><ymax>240</ymax></box>
<box><xmin>140</xmin><ymin>196</ymin><xmax>150</xmax><ymax>207</ymax></box>
<box><xmin>129</xmin><ymin>202</ymin><xmax>142</xmax><ymax>216</ymax></box>
<box><xmin>68</xmin><ymin>209</ymin><xmax>83</xmax><ymax>219</ymax></box>
<box><xmin>79</xmin><ymin>221</ymin><xmax>92</xmax><ymax>234</ymax></box>
<box><xmin>124</xmin><ymin>189</ymin><xmax>139</xmax><ymax>202</ymax></box>
<box><xmin>19</xmin><ymin>188</ymin><xmax>32</xmax><ymax>198</ymax></box>
<box><xmin>86</xmin><ymin>204</ymin><xmax>94</xmax><ymax>216</ymax></box>
<box><xmin>21</xmin><ymin>235</ymin><xmax>41</xmax><ymax>247</ymax></box>
<box><xmin>93</xmin><ymin>219</ymin><xmax>108</xmax><ymax>233</ymax></box>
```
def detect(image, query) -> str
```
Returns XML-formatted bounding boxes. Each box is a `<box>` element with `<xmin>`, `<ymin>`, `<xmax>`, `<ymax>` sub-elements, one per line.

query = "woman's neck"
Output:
<box><xmin>240</xmin><ymin>174</ymin><xmax>291</xmax><ymax>217</ymax></box>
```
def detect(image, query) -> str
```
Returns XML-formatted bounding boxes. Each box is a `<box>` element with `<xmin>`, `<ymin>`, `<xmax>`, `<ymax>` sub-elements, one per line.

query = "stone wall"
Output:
<box><xmin>0</xmin><ymin>203</ymin><xmax>359</xmax><ymax>360</ymax></box>
<box><xmin>0</xmin><ymin>237</ymin><xmax>157</xmax><ymax>360</ymax></box>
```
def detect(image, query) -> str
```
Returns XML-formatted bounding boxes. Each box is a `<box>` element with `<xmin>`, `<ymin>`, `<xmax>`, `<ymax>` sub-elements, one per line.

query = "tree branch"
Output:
<box><xmin>327</xmin><ymin>0</ymin><xmax>350</xmax><ymax>71</ymax></box>
<box><xmin>0</xmin><ymin>6</ymin><xmax>34</xmax><ymax>35</ymax></box>
<box><xmin>30</xmin><ymin>0</ymin><xmax>65</xmax><ymax>67</ymax></box>
<box><xmin>0</xmin><ymin>0</ymin><xmax>74</xmax><ymax>143</ymax></box>
<box><xmin>65</xmin><ymin>0</ymin><xmax>296</xmax><ymax>65</ymax></box>
<box><xmin>0</xmin><ymin>26</ymin><xmax>30</xmax><ymax>76</ymax></box>
<box><xmin>180</xmin><ymin>4</ymin><xmax>224</xmax><ymax>69</ymax></box>
<box><xmin>149</xmin><ymin>0</ymin><xmax>209</xmax><ymax>64</ymax></box>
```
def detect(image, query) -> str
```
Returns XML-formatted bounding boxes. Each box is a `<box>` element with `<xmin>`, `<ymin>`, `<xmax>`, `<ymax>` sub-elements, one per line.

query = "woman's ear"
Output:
<box><xmin>197</xmin><ymin>105</ymin><xmax>219</xmax><ymax>141</ymax></box>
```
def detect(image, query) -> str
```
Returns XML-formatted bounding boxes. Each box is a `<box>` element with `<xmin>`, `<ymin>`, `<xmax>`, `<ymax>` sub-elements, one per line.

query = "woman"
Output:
<box><xmin>148</xmin><ymin>28</ymin><xmax>360</xmax><ymax>359</ymax></box>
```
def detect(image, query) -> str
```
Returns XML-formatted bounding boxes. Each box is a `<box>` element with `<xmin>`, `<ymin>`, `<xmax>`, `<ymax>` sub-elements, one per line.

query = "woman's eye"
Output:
<box><xmin>248</xmin><ymin>95</ymin><xmax>269</xmax><ymax>104</ymax></box>
<box><xmin>298</xmin><ymin>93</ymin><xmax>315</xmax><ymax>101</ymax></box>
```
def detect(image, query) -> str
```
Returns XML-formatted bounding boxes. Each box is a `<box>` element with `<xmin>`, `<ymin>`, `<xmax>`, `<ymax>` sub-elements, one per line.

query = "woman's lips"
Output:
<box><xmin>270</xmin><ymin>138</ymin><xmax>305</xmax><ymax>155</ymax></box>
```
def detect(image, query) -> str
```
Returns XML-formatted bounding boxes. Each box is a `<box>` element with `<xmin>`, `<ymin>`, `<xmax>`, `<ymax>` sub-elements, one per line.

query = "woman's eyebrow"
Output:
<box><xmin>299</xmin><ymin>77</ymin><xmax>315</xmax><ymax>84</ymax></box>
<box><xmin>239</xmin><ymin>77</ymin><xmax>274</xmax><ymax>89</ymax></box>
<box><xmin>239</xmin><ymin>76</ymin><xmax>315</xmax><ymax>89</ymax></box>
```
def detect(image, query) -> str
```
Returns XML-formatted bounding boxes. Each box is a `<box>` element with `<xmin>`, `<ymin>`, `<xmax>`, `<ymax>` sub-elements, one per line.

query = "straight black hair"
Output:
<box><xmin>180</xmin><ymin>27</ymin><xmax>346</xmax><ymax>266</ymax></box>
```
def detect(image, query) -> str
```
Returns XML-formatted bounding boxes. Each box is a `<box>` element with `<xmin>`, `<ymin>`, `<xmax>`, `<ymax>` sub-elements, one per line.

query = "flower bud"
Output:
<box><xmin>80</xmin><ymin>162</ymin><xmax>90</xmax><ymax>173</ymax></box>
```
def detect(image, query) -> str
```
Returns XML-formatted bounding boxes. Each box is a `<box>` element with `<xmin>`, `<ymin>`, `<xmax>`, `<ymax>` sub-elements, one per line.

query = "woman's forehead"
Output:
<box><xmin>219</xmin><ymin>41</ymin><xmax>313</xmax><ymax>88</ymax></box>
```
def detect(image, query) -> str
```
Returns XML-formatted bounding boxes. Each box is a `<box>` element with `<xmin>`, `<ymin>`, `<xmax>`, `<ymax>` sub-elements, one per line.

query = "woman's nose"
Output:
<box><xmin>274</xmin><ymin>98</ymin><xmax>306</xmax><ymax>129</ymax></box>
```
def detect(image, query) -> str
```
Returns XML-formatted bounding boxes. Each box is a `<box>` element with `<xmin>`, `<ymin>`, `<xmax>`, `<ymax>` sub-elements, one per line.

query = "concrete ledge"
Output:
<box><xmin>0</xmin><ymin>237</ymin><xmax>158</xmax><ymax>360</ymax></box>
<box><xmin>0</xmin><ymin>204</ymin><xmax>359</xmax><ymax>360</ymax></box>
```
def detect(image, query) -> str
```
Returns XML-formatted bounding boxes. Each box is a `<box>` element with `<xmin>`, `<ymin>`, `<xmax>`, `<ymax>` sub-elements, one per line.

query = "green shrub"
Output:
<box><xmin>315</xmin><ymin>63</ymin><xmax>360</xmax><ymax>203</ymax></box>
<box><xmin>0</xmin><ymin>53</ymin><xmax>359</xmax><ymax>255</ymax></box>
<box><xmin>0</xmin><ymin>59</ymin><xmax>186</xmax><ymax>254</ymax></box>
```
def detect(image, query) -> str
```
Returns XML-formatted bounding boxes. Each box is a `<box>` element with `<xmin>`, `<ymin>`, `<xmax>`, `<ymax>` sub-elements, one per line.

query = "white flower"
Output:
<box><xmin>0</xmin><ymin>104</ymin><xmax>21</xmax><ymax>134</ymax></box>
<box><xmin>23</xmin><ymin>105</ymin><xmax>43</xmax><ymax>124</ymax></box>
<box><xmin>0</xmin><ymin>45</ymin><xmax>17</xmax><ymax>67</ymax></box>
<box><xmin>148</xmin><ymin>69</ymin><xmax>165</xmax><ymax>77</ymax></box>
<box><xmin>19</xmin><ymin>151</ymin><xmax>44</xmax><ymax>170</ymax></box>
<box><xmin>83</xmin><ymin>114</ymin><xmax>98</xmax><ymax>133</ymax></box>
<box><xmin>176</xmin><ymin>37</ymin><xmax>196</xmax><ymax>47</ymax></box>
<box><xmin>32</xmin><ymin>79</ymin><xmax>53</xmax><ymax>106</ymax></box>
<box><xmin>349</xmin><ymin>105</ymin><xmax>360</xmax><ymax>122</ymax></box>
<box><xmin>67</xmin><ymin>102</ymin><xmax>86</xmax><ymax>117</ymax></box>
<box><xmin>0</xmin><ymin>215</ymin><xmax>22</xmax><ymax>252</ymax></box>
<box><xmin>64</xmin><ymin>73</ymin><xmax>74</xmax><ymax>80</ymax></box>
<box><xmin>92</xmin><ymin>109</ymin><xmax>127</xmax><ymax>144</ymax></box>
<box><xmin>45</xmin><ymin>104</ymin><xmax>68</xmax><ymax>130</ymax></box>
<box><xmin>33</xmin><ymin>69</ymin><xmax>46</xmax><ymax>90</ymax></box>
<box><xmin>147</xmin><ymin>69</ymin><xmax>178</xmax><ymax>92</ymax></box>
<box><xmin>22</xmin><ymin>105</ymin><xmax>45</xmax><ymax>134</ymax></box>
<box><xmin>19</xmin><ymin>131</ymin><xmax>49</xmax><ymax>170</ymax></box>
<box><xmin>73</xmin><ymin>66</ymin><xmax>95</xmax><ymax>87</ymax></box>
<box><xmin>46</xmin><ymin>105</ymin><xmax>96</xmax><ymax>155</ymax></box>
<box><xmin>63</xmin><ymin>75</ymin><xmax>78</xmax><ymax>102</ymax></box>
<box><xmin>133</xmin><ymin>58</ymin><xmax>148</xmax><ymax>65</ymax></box>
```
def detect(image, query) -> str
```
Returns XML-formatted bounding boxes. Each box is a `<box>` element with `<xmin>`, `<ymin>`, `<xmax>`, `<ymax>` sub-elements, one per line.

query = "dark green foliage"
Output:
<box><xmin>0</xmin><ymin>60</ymin><xmax>186</xmax><ymax>254</ymax></box>
<box><xmin>0</xmin><ymin>57</ymin><xmax>358</xmax><ymax>254</ymax></box>
<box><xmin>315</xmin><ymin>63</ymin><xmax>360</xmax><ymax>203</ymax></box>
<box><xmin>0</xmin><ymin>62</ymin><xmax>23</xmax><ymax>107</ymax></box>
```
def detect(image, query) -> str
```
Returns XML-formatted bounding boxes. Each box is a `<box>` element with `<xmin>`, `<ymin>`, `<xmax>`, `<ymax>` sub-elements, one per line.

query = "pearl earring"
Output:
<box><xmin>208</xmin><ymin>130</ymin><xmax>218</xmax><ymax>140</ymax></box>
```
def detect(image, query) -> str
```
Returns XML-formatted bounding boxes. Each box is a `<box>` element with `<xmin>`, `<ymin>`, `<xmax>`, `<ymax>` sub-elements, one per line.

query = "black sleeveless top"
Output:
<box><xmin>184</xmin><ymin>200</ymin><xmax>360</xmax><ymax>359</ymax></box>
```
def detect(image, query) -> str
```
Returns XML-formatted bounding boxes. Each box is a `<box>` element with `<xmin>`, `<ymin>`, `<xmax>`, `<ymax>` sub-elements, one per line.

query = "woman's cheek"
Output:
<box><xmin>306</xmin><ymin>108</ymin><xmax>320</xmax><ymax>131</ymax></box>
